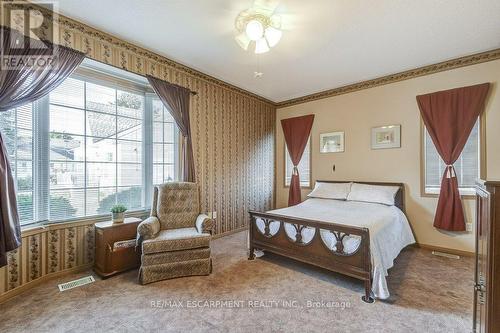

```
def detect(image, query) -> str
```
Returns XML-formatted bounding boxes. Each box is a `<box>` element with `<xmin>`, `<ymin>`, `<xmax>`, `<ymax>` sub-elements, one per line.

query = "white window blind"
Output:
<box><xmin>285</xmin><ymin>138</ymin><xmax>311</xmax><ymax>187</ymax></box>
<box><xmin>424</xmin><ymin>120</ymin><xmax>480</xmax><ymax>194</ymax></box>
<box><xmin>152</xmin><ymin>98</ymin><xmax>179</xmax><ymax>185</ymax></box>
<box><xmin>0</xmin><ymin>104</ymin><xmax>34</xmax><ymax>224</ymax></box>
<box><xmin>0</xmin><ymin>64</ymin><xmax>181</xmax><ymax>226</ymax></box>
<box><xmin>48</xmin><ymin>78</ymin><xmax>145</xmax><ymax>220</ymax></box>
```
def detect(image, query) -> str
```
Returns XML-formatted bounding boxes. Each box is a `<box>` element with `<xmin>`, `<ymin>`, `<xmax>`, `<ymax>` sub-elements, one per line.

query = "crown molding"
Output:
<box><xmin>277</xmin><ymin>48</ymin><xmax>500</xmax><ymax>108</ymax></box>
<box><xmin>8</xmin><ymin>1</ymin><xmax>500</xmax><ymax>109</ymax></box>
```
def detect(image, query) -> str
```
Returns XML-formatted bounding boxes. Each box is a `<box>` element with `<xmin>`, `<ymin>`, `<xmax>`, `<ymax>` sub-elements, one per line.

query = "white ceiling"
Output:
<box><xmin>50</xmin><ymin>0</ymin><xmax>500</xmax><ymax>103</ymax></box>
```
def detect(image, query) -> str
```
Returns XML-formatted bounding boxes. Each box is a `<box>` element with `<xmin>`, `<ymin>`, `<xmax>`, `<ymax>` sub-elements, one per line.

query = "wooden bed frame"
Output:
<box><xmin>248</xmin><ymin>181</ymin><xmax>406</xmax><ymax>303</ymax></box>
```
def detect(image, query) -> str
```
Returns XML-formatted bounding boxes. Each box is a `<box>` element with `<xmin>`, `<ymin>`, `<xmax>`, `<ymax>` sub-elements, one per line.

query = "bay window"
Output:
<box><xmin>0</xmin><ymin>63</ymin><xmax>180</xmax><ymax>226</ymax></box>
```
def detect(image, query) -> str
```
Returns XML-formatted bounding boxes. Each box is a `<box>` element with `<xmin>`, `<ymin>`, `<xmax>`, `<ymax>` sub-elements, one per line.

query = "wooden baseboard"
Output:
<box><xmin>414</xmin><ymin>243</ymin><xmax>474</xmax><ymax>257</ymax></box>
<box><xmin>0</xmin><ymin>263</ymin><xmax>93</xmax><ymax>304</ymax></box>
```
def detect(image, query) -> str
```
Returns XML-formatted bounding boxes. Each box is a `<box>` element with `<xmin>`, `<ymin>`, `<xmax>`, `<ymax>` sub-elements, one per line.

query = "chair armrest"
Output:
<box><xmin>136</xmin><ymin>216</ymin><xmax>160</xmax><ymax>254</ymax></box>
<box><xmin>137</xmin><ymin>216</ymin><xmax>161</xmax><ymax>239</ymax></box>
<box><xmin>196</xmin><ymin>214</ymin><xmax>214</xmax><ymax>235</ymax></box>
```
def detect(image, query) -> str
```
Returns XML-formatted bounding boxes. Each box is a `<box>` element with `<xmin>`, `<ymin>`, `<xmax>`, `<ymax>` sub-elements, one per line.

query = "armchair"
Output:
<box><xmin>136</xmin><ymin>182</ymin><xmax>214</xmax><ymax>284</ymax></box>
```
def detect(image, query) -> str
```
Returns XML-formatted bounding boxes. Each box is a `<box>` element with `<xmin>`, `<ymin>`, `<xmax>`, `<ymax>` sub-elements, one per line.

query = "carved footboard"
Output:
<box><xmin>248</xmin><ymin>211</ymin><xmax>374</xmax><ymax>303</ymax></box>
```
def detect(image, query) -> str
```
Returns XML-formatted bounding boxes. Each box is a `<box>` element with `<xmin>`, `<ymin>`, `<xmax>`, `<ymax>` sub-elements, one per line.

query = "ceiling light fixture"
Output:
<box><xmin>235</xmin><ymin>8</ymin><xmax>282</xmax><ymax>54</ymax></box>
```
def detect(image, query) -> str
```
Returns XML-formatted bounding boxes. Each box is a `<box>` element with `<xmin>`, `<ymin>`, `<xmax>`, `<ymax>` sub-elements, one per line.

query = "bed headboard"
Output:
<box><xmin>315</xmin><ymin>180</ymin><xmax>406</xmax><ymax>213</ymax></box>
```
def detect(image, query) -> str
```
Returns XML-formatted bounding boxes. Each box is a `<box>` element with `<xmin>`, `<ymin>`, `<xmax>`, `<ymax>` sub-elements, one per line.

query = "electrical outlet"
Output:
<box><xmin>466</xmin><ymin>222</ymin><xmax>473</xmax><ymax>232</ymax></box>
<box><xmin>208</xmin><ymin>211</ymin><xmax>217</xmax><ymax>219</ymax></box>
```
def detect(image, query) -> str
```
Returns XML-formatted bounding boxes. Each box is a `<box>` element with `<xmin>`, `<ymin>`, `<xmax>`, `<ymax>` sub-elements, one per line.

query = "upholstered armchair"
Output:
<box><xmin>136</xmin><ymin>182</ymin><xmax>214</xmax><ymax>284</ymax></box>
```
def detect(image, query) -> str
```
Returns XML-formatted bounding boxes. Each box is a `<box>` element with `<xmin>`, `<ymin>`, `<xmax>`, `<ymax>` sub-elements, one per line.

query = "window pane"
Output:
<box><xmin>117</xmin><ymin>186</ymin><xmax>143</xmax><ymax>210</ymax></box>
<box><xmin>117</xmin><ymin>91</ymin><xmax>144</xmax><ymax>119</ymax></box>
<box><xmin>86</xmin><ymin>82</ymin><xmax>116</xmax><ymax>114</ymax></box>
<box><xmin>17</xmin><ymin>192</ymin><xmax>34</xmax><ymax>223</ymax></box>
<box><xmin>86</xmin><ymin>111</ymin><xmax>116</xmax><ymax>138</ymax></box>
<box><xmin>425</xmin><ymin>120</ymin><xmax>479</xmax><ymax>191</ymax></box>
<box><xmin>285</xmin><ymin>138</ymin><xmax>310</xmax><ymax>187</ymax></box>
<box><xmin>50</xmin><ymin>77</ymin><xmax>84</xmax><ymax>109</ymax></box>
<box><xmin>152</xmin><ymin>98</ymin><xmax>179</xmax><ymax>184</ymax></box>
<box><xmin>16</xmin><ymin>129</ymin><xmax>33</xmax><ymax>160</ymax></box>
<box><xmin>118</xmin><ymin>117</ymin><xmax>142</xmax><ymax>141</ymax></box>
<box><xmin>50</xmin><ymin>162</ymin><xmax>85</xmax><ymax>189</ymax></box>
<box><xmin>152</xmin><ymin>99</ymin><xmax>164</xmax><ymax>121</ymax></box>
<box><xmin>49</xmin><ymin>189</ymin><xmax>83</xmax><ymax>220</ymax></box>
<box><xmin>0</xmin><ymin>104</ymin><xmax>34</xmax><ymax>225</ymax></box>
<box><xmin>164</xmin><ymin>143</ymin><xmax>175</xmax><ymax>163</ymax></box>
<box><xmin>17</xmin><ymin>161</ymin><xmax>33</xmax><ymax>191</ymax></box>
<box><xmin>86</xmin><ymin>137</ymin><xmax>116</xmax><ymax>162</ymax></box>
<box><xmin>164</xmin><ymin>123</ymin><xmax>174</xmax><ymax>143</ymax></box>
<box><xmin>153</xmin><ymin>164</ymin><xmax>163</xmax><ymax>184</ymax></box>
<box><xmin>50</xmin><ymin>134</ymin><xmax>85</xmax><ymax>162</ymax></box>
<box><xmin>117</xmin><ymin>163</ymin><xmax>142</xmax><ymax>186</ymax></box>
<box><xmin>164</xmin><ymin>165</ymin><xmax>175</xmax><ymax>183</ymax></box>
<box><xmin>153</xmin><ymin>143</ymin><xmax>164</xmax><ymax>163</ymax></box>
<box><xmin>117</xmin><ymin>140</ymin><xmax>142</xmax><ymax>163</ymax></box>
<box><xmin>86</xmin><ymin>163</ymin><xmax>116</xmax><ymax>187</ymax></box>
<box><xmin>50</xmin><ymin>105</ymin><xmax>85</xmax><ymax>135</ymax></box>
<box><xmin>153</xmin><ymin>122</ymin><xmax>163</xmax><ymax>142</ymax></box>
<box><xmin>88</xmin><ymin>187</ymin><xmax>116</xmax><ymax>216</ymax></box>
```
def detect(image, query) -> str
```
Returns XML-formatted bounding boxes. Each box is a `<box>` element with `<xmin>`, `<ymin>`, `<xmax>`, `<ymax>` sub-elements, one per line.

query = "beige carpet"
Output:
<box><xmin>0</xmin><ymin>231</ymin><xmax>473</xmax><ymax>333</ymax></box>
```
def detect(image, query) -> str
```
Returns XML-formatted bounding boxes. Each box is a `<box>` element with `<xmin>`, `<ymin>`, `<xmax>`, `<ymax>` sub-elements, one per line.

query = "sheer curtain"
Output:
<box><xmin>0</xmin><ymin>26</ymin><xmax>85</xmax><ymax>267</ymax></box>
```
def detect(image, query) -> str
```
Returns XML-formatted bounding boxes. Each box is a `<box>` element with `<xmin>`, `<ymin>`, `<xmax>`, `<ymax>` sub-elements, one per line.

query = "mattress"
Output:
<box><xmin>259</xmin><ymin>198</ymin><xmax>415</xmax><ymax>299</ymax></box>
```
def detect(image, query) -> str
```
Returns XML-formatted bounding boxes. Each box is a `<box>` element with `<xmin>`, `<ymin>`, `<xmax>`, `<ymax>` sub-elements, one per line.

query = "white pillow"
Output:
<box><xmin>347</xmin><ymin>183</ymin><xmax>399</xmax><ymax>206</ymax></box>
<box><xmin>307</xmin><ymin>182</ymin><xmax>352</xmax><ymax>200</ymax></box>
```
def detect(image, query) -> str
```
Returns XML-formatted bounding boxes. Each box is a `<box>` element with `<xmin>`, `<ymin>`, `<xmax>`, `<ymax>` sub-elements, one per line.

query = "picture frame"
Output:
<box><xmin>320</xmin><ymin>131</ymin><xmax>345</xmax><ymax>153</ymax></box>
<box><xmin>371</xmin><ymin>125</ymin><xmax>401</xmax><ymax>149</ymax></box>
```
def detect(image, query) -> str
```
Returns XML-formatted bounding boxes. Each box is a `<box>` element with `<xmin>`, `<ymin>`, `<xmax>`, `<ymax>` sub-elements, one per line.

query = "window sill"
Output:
<box><xmin>20</xmin><ymin>209</ymin><xmax>149</xmax><ymax>235</ymax></box>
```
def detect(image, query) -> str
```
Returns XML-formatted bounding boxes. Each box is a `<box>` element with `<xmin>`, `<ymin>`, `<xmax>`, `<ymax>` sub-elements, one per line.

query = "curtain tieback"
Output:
<box><xmin>292</xmin><ymin>165</ymin><xmax>299</xmax><ymax>176</ymax></box>
<box><xmin>445</xmin><ymin>165</ymin><xmax>456</xmax><ymax>178</ymax></box>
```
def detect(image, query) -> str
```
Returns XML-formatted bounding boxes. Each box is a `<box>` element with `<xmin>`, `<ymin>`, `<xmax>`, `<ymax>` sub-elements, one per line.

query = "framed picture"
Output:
<box><xmin>320</xmin><ymin>131</ymin><xmax>344</xmax><ymax>153</ymax></box>
<box><xmin>371</xmin><ymin>125</ymin><xmax>401</xmax><ymax>149</ymax></box>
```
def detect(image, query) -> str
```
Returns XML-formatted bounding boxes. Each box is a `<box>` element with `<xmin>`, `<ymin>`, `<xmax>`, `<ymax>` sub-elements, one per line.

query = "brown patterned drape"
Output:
<box><xmin>147</xmin><ymin>76</ymin><xmax>195</xmax><ymax>182</ymax></box>
<box><xmin>281</xmin><ymin>115</ymin><xmax>315</xmax><ymax>206</ymax></box>
<box><xmin>417</xmin><ymin>83</ymin><xmax>490</xmax><ymax>231</ymax></box>
<box><xmin>0</xmin><ymin>26</ymin><xmax>85</xmax><ymax>267</ymax></box>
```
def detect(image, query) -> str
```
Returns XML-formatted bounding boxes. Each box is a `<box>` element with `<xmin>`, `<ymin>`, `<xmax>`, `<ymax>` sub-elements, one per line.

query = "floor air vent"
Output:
<box><xmin>58</xmin><ymin>276</ymin><xmax>95</xmax><ymax>291</ymax></box>
<box><xmin>432</xmin><ymin>251</ymin><xmax>460</xmax><ymax>260</ymax></box>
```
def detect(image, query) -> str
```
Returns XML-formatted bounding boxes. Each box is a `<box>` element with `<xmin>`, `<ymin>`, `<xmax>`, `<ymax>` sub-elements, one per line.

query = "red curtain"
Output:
<box><xmin>281</xmin><ymin>115</ymin><xmax>315</xmax><ymax>206</ymax></box>
<box><xmin>417</xmin><ymin>83</ymin><xmax>490</xmax><ymax>231</ymax></box>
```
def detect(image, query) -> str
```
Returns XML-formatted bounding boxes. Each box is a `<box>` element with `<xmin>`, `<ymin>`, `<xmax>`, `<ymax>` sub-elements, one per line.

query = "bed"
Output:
<box><xmin>248</xmin><ymin>181</ymin><xmax>415</xmax><ymax>302</ymax></box>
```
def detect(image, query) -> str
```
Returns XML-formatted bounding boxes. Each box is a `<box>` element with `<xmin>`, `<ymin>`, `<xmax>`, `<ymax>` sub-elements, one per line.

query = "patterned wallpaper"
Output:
<box><xmin>0</xmin><ymin>222</ymin><xmax>95</xmax><ymax>297</ymax></box>
<box><xmin>0</xmin><ymin>3</ymin><xmax>276</xmax><ymax>300</ymax></box>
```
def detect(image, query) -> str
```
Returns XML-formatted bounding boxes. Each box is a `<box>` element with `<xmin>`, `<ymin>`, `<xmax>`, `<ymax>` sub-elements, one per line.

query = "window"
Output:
<box><xmin>0</xmin><ymin>104</ymin><xmax>34</xmax><ymax>224</ymax></box>
<box><xmin>49</xmin><ymin>78</ymin><xmax>145</xmax><ymax>220</ymax></box>
<box><xmin>152</xmin><ymin>98</ymin><xmax>179</xmax><ymax>185</ymax></box>
<box><xmin>424</xmin><ymin>120</ymin><xmax>480</xmax><ymax>195</ymax></box>
<box><xmin>285</xmin><ymin>138</ymin><xmax>311</xmax><ymax>187</ymax></box>
<box><xmin>0</xmin><ymin>64</ymin><xmax>180</xmax><ymax>225</ymax></box>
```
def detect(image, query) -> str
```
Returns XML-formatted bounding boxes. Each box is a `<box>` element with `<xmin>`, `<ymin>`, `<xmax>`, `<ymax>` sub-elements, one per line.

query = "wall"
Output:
<box><xmin>276</xmin><ymin>59</ymin><xmax>500</xmax><ymax>253</ymax></box>
<box><xmin>0</xmin><ymin>4</ymin><xmax>275</xmax><ymax>301</ymax></box>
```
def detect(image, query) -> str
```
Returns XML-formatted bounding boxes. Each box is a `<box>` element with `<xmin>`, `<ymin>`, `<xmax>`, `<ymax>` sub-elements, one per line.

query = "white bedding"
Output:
<box><xmin>263</xmin><ymin>198</ymin><xmax>415</xmax><ymax>299</ymax></box>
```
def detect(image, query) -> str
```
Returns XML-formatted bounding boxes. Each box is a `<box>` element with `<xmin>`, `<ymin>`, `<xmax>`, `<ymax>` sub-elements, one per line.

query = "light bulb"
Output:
<box><xmin>264</xmin><ymin>27</ymin><xmax>282</xmax><ymax>47</ymax></box>
<box><xmin>255</xmin><ymin>38</ymin><xmax>270</xmax><ymax>54</ymax></box>
<box><xmin>245</xmin><ymin>19</ymin><xmax>264</xmax><ymax>41</ymax></box>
